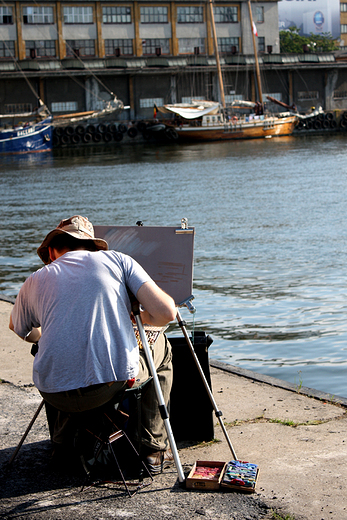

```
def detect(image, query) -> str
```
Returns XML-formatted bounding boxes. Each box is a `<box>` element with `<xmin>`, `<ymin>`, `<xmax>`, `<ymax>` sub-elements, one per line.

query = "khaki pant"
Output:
<box><xmin>40</xmin><ymin>334</ymin><xmax>172</xmax><ymax>452</ymax></box>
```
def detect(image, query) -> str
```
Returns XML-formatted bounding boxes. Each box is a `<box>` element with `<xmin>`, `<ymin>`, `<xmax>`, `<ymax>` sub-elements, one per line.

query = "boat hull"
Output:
<box><xmin>0</xmin><ymin>117</ymin><xmax>52</xmax><ymax>155</ymax></box>
<box><xmin>175</xmin><ymin>116</ymin><xmax>297</xmax><ymax>142</ymax></box>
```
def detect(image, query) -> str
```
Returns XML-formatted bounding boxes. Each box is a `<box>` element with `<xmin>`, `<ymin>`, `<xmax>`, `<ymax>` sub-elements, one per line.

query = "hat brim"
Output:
<box><xmin>37</xmin><ymin>229</ymin><xmax>108</xmax><ymax>264</ymax></box>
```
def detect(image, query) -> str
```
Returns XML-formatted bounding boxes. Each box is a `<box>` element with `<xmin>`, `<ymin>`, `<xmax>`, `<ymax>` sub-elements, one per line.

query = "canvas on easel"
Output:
<box><xmin>94</xmin><ymin>222</ymin><xmax>194</xmax><ymax>306</ymax></box>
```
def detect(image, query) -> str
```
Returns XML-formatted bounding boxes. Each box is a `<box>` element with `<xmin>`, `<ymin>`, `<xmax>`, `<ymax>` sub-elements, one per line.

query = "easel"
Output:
<box><xmin>95</xmin><ymin>219</ymin><xmax>238</xmax><ymax>461</ymax></box>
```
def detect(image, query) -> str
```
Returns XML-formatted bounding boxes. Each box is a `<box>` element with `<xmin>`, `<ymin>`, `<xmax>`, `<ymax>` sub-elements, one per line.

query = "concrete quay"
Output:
<box><xmin>0</xmin><ymin>298</ymin><xmax>346</xmax><ymax>520</ymax></box>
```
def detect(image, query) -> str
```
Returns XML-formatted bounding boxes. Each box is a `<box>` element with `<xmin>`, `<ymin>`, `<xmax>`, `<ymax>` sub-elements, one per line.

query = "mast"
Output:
<box><xmin>208</xmin><ymin>0</ymin><xmax>226</xmax><ymax>108</ymax></box>
<box><xmin>247</xmin><ymin>0</ymin><xmax>263</xmax><ymax>105</ymax></box>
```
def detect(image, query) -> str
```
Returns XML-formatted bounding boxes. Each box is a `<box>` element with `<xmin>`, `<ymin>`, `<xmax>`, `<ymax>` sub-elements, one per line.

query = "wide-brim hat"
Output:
<box><xmin>37</xmin><ymin>215</ymin><xmax>108</xmax><ymax>264</ymax></box>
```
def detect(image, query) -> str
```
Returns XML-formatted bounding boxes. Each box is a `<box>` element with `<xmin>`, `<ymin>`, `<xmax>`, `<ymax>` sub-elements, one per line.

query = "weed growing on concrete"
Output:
<box><xmin>271</xmin><ymin>510</ymin><xmax>295</xmax><ymax>520</ymax></box>
<box><xmin>294</xmin><ymin>370</ymin><xmax>303</xmax><ymax>393</ymax></box>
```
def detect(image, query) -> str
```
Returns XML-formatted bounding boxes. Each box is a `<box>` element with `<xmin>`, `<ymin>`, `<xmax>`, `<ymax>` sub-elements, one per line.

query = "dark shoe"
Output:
<box><xmin>145</xmin><ymin>448</ymin><xmax>174</xmax><ymax>475</ymax></box>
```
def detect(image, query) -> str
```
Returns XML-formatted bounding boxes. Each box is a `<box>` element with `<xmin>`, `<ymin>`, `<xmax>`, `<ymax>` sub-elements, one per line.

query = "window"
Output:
<box><xmin>255</xmin><ymin>6</ymin><xmax>264</xmax><ymax>23</ymax></box>
<box><xmin>297</xmin><ymin>91</ymin><xmax>319</xmax><ymax>100</ymax></box>
<box><xmin>177</xmin><ymin>6</ymin><xmax>203</xmax><ymax>23</ymax></box>
<box><xmin>218</xmin><ymin>37</ymin><xmax>239</xmax><ymax>54</ymax></box>
<box><xmin>0</xmin><ymin>6</ymin><xmax>13</xmax><ymax>24</ymax></box>
<box><xmin>25</xmin><ymin>40</ymin><xmax>56</xmax><ymax>57</ymax></box>
<box><xmin>23</xmin><ymin>7</ymin><xmax>54</xmax><ymax>24</ymax></box>
<box><xmin>140</xmin><ymin>6</ymin><xmax>168</xmax><ymax>24</ymax></box>
<box><xmin>258</xmin><ymin>36</ymin><xmax>265</xmax><ymax>53</ymax></box>
<box><xmin>341</xmin><ymin>24</ymin><xmax>347</xmax><ymax>33</ymax></box>
<box><xmin>213</xmin><ymin>6</ymin><xmax>238</xmax><ymax>23</ymax></box>
<box><xmin>142</xmin><ymin>38</ymin><xmax>170</xmax><ymax>54</ymax></box>
<box><xmin>5</xmin><ymin>103</ymin><xmax>32</xmax><ymax>114</ymax></box>
<box><xmin>341</xmin><ymin>3</ymin><xmax>347</xmax><ymax>12</ymax></box>
<box><xmin>66</xmin><ymin>40</ymin><xmax>95</xmax><ymax>57</ymax></box>
<box><xmin>181</xmin><ymin>96</ymin><xmax>204</xmax><ymax>103</ymax></box>
<box><xmin>140</xmin><ymin>98</ymin><xmax>163</xmax><ymax>108</ymax></box>
<box><xmin>224</xmin><ymin>94</ymin><xmax>244</xmax><ymax>103</ymax></box>
<box><xmin>178</xmin><ymin>38</ymin><xmax>205</xmax><ymax>54</ymax></box>
<box><xmin>105</xmin><ymin>39</ymin><xmax>133</xmax><ymax>55</ymax></box>
<box><xmin>102</xmin><ymin>6</ymin><xmax>131</xmax><ymax>24</ymax></box>
<box><xmin>334</xmin><ymin>90</ymin><xmax>347</xmax><ymax>99</ymax></box>
<box><xmin>63</xmin><ymin>7</ymin><xmax>93</xmax><ymax>24</ymax></box>
<box><xmin>0</xmin><ymin>40</ymin><xmax>15</xmax><ymax>58</ymax></box>
<box><xmin>51</xmin><ymin>101</ymin><xmax>78</xmax><ymax>112</ymax></box>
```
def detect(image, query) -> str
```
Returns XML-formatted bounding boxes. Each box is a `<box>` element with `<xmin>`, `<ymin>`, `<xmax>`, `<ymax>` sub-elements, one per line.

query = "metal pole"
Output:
<box><xmin>208</xmin><ymin>0</ymin><xmax>226</xmax><ymax>109</ymax></box>
<box><xmin>8</xmin><ymin>399</ymin><xmax>45</xmax><ymax>466</ymax></box>
<box><xmin>176</xmin><ymin>309</ymin><xmax>237</xmax><ymax>460</ymax></box>
<box><xmin>247</xmin><ymin>0</ymin><xmax>263</xmax><ymax>105</ymax></box>
<box><xmin>131</xmin><ymin>299</ymin><xmax>185</xmax><ymax>483</ymax></box>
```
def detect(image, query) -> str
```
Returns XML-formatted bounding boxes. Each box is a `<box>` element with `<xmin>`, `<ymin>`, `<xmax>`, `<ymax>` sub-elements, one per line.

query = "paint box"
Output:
<box><xmin>186</xmin><ymin>461</ymin><xmax>226</xmax><ymax>490</ymax></box>
<box><xmin>220</xmin><ymin>460</ymin><xmax>259</xmax><ymax>493</ymax></box>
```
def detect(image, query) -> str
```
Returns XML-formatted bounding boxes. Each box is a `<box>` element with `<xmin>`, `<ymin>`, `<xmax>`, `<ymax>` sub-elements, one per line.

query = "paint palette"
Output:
<box><xmin>220</xmin><ymin>460</ymin><xmax>259</xmax><ymax>493</ymax></box>
<box><xmin>186</xmin><ymin>461</ymin><xmax>226</xmax><ymax>490</ymax></box>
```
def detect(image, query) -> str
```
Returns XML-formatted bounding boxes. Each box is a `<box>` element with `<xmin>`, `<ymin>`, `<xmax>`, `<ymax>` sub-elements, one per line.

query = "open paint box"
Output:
<box><xmin>186</xmin><ymin>460</ymin><xmax>259</xmax><ymax>493</ymax></box>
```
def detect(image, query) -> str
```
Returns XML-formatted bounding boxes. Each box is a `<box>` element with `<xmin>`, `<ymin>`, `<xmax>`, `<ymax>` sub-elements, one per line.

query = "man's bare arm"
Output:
<box><xmin>136</xmin><ymin>281</ymin><xmax>177</xmax><ymax>326</ymax></box>
<box><xmin>9</xmin><ymin>314</ymin><xmax>42</xmax><ymax>343</ymax></box>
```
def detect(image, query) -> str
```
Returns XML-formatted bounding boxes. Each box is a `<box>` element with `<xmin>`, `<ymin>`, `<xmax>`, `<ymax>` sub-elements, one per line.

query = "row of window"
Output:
<box><xmin>0</xmin><ymin>5</ymin><xmax>264</xmax><ymax>25</ymax></box>
<box><xmin>0</xmin><ymin>37</ymin><xmax>245</xmax><ymax>58</ymax></box>
<box><xmin>6</xmin><ymin>90</ymin><xmax>320</xmax><ymax>117</ymax></box>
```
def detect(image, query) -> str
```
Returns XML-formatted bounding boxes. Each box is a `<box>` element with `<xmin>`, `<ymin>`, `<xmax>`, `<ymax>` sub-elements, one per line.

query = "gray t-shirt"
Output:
<box><xmin>11</xmin><ymin>250</ymin><xmax>151</xmax><ymax>393</ymax></box>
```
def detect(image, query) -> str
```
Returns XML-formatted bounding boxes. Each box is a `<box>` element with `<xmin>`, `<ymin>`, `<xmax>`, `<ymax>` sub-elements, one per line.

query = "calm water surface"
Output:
<box><xmin>1</xmin><ymin>135</ymin><xmax>347</xmax><ymax>398</ymax></box>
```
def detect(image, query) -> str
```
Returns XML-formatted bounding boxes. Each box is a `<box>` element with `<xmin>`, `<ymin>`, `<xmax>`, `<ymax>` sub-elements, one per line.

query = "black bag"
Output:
<box><xmin>169</xmin><ymin>331</ymin><xmax>214</xmax><ymax>443</ymax></box>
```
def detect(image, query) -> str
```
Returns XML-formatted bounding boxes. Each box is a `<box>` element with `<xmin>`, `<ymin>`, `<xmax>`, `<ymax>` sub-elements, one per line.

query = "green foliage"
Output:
<box><xmin>280</xmin><ymin>26</ymin><xmax>338</xmax><ymax>53</ymax></box>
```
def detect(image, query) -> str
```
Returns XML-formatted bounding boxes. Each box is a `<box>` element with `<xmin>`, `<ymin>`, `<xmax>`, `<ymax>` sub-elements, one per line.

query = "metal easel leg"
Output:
<box><xmin>8</xmin><ymin>399</ymin><xmax>45</xmax><ymax>466</ymax></box>
<box><xmin>129</xmin><ymin>295</ymin><xmax>185</xmax><ymax>484</ymax></box>
<box><xmin>176</xmin><ymin>307</ymin><xmax>238</xmax><ymax>460</ymax></box>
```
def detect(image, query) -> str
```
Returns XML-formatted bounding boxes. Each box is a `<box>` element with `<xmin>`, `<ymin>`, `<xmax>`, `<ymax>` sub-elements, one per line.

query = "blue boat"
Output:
<box><xmin>0</xmin><ymin>110</ymin><xmax>52</xmax><ymax>155</ymax></box>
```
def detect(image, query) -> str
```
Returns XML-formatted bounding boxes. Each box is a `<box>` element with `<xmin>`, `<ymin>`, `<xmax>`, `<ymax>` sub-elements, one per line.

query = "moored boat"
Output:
<box><xmin>0</xmin><ymin>105</ymin><xmax>52</xmax><ymax>155</ymax></box>
<box><xmin>158</xmin><ymin>0</ymin><xmax>298</xmax><ymax>142</ymax></box>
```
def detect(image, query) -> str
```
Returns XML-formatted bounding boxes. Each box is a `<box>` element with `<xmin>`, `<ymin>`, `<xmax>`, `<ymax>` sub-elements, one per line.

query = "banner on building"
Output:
<box><xmin>278</xmin><ymin>0</ymin><xmax>340</xmax><ymax>39</ymax></box>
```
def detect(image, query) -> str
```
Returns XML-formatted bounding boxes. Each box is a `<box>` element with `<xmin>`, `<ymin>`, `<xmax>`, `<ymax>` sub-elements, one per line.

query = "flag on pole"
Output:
<box><xmin>252</xmin><ymin>21</ymin><xmax>258</xmax><ymax>37</ymax></box>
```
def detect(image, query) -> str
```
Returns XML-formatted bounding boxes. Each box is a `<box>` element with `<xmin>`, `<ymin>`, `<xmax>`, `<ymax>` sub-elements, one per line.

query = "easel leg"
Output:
<box><xmin>8</xmin><ymin>399</ymin><xmax>45</xmax><ymax>466</ymax></box>
<box><xmin>176</xmin><ymin>309</ymin><xmax>238</xmax><ymax>460</ymax></box>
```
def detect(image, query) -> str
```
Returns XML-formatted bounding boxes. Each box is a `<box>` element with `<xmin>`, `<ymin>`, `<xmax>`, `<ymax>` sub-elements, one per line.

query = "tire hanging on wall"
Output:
<box><xmin>108</xmin><ymin>123</ymin><xmax>117</xmax><ymax>133</ymax></box>
<box><xmin>54</xmin><ymin>126</ymin><xmax>64</xmax><ymax>137</ymax></box>
<box><xmin>92</xmin><ymin>132</ymin><xmax>102</xmax><ymax>143</ymax></box>
<box><xmin>118</xmin><ymin>123</ymin><xmax>127</xmax><ymax>134</ymax></box>
<box><xmin>82</xmin><ymin>132</ymin><xmax>92</xmax><ymax>143</ymax></box>
<box><xmin>75</xmin><ymin>125</ymin><xmax>85</xmax><ymax>135</ymax></box>
<box><xmin>86</xmin><ymin>124</ymin><xmax>96</xmax><ymax>134</ymax></box>
<box><xmin>71</xmin><ymin>134</ymin><xmax>80</xmax><ymax>144</ymax></box>
<box><xmin>97</xmin><ymin>123</ymin><xmax>107</xmax><ymax>134</ymax></box>
<box><xmin>103</xmin><ymin>132</ymin><xmax>112</xmax><ymax>142</ymax></box>
<box><xmin>64</xmin><ymin>126</ymin><xmax>75</xmax><ymax>136</ymax></box>
<box><xmin>127</xmin><ymin>126</ymin><xmax>138</xmax><ymax>138</ymax></box>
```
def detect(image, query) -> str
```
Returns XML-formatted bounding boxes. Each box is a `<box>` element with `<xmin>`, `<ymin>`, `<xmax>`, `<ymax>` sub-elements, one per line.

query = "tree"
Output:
<box><xmin>280</xmin><ymin>26</ymin><xmax>338</xmax><ymax>53</ymax></box>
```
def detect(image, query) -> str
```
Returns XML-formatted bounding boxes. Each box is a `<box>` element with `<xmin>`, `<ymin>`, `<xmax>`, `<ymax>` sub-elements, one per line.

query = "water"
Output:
<box><xmin>1</xmin><ymin>135</ymin><xmax>347</xmax><ymax>398</ymax></box>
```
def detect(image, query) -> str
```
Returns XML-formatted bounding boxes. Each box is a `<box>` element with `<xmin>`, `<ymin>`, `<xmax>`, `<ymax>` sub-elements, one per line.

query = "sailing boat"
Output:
<box><xmin>0</xmin><ymin>100</ymin><xmax>52</xmax><ymax>155</ymax></box>
<box><xmin>158</xmin><ymin>0</ymin><xmax>298</xmax><ymax>142</ymax></box>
